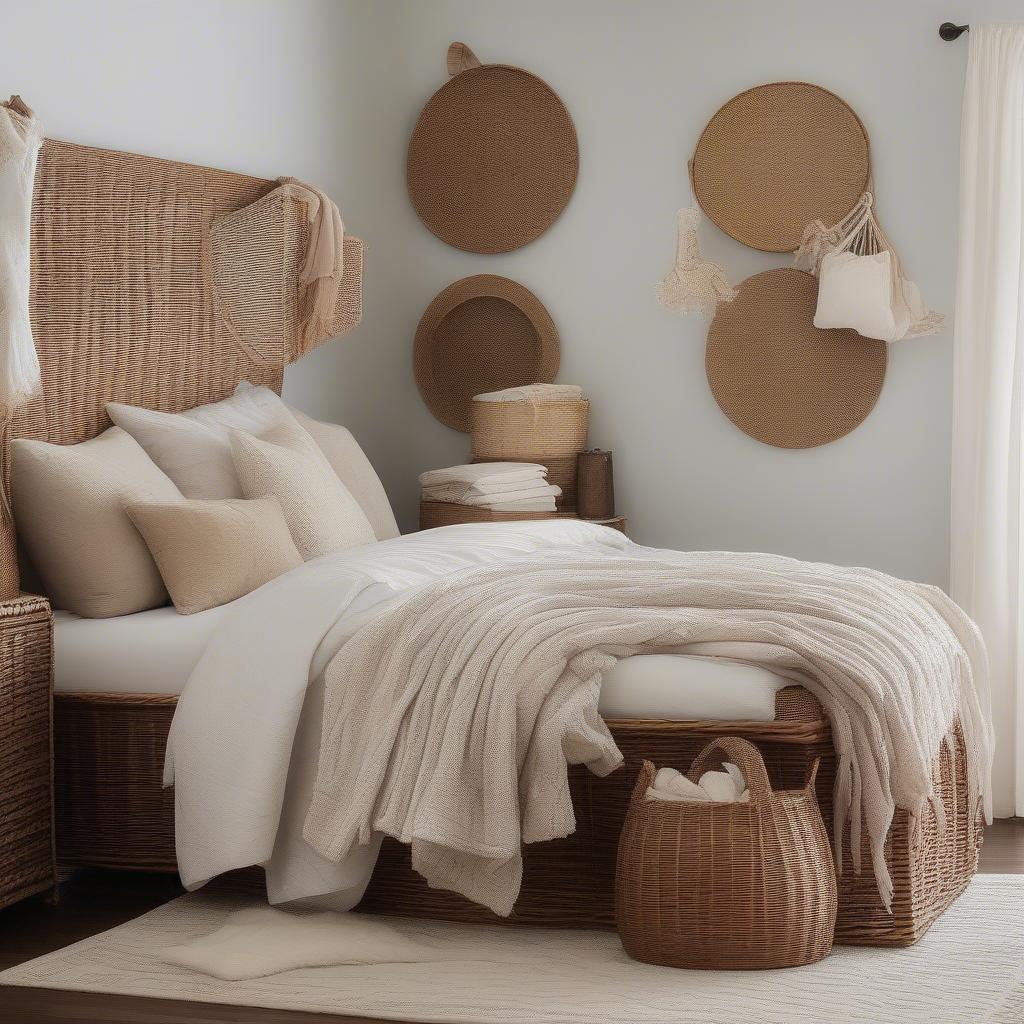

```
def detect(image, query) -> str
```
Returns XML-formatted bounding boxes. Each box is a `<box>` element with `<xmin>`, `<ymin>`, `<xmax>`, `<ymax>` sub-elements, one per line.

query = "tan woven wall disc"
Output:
<box><xmin>414</xmin><ymin>275</ymin><xmax>560</xmax><ymax>432</ymax></box>
<box><xmin>407</xmin><ymin>43</ymin><xmax>578</xmax><ymax>253</ymax></box>
<box><xmin>706</xmin><ymin>269</ymin><xmax>886</xmax><ymax>449</ymax></box>
<box><xmin>692</xmin><ymin>82</ymin><xmax>870</xmax><ymax>253</ymax></box>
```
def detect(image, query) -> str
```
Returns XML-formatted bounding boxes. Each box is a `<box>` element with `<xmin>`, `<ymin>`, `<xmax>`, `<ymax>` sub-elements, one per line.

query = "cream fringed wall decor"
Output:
<box><xmin>0</xmin><ymin>139</ymin><xmax>364</xmax><ymax>599</ymax></box>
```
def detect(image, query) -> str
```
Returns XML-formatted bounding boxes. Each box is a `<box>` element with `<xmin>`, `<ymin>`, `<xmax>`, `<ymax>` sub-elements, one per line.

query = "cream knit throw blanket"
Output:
<box><xmin>304</xmin><ymin>549</ymin><xmax>992</xmax><ymax>916</ymax></box>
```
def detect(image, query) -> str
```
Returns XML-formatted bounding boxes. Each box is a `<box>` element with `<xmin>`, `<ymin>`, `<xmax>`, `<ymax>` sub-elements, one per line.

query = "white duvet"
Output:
<box><xmin>165</xmin><ymin>520</ymin><xmax>991</xmax><ymax>912</ymax></box>
<box><xmin>165</xmin><ymin>521</ymin><xmax>631</xmax><ymax>906</ymax></box>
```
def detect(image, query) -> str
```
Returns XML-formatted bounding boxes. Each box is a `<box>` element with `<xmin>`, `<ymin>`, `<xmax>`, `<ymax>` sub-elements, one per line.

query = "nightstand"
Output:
<box><xmin>0</xmin><ymin>595</ymin><xmax>57</xmax><ymax>909</ymax></box>
<box><xmin>419</xmin><ymin>501</ymin><xmax>578</xmax><ymax>531</ymax></box>
<box><xmin>419</xmin><ymin>502</ymin><xmax>628</xmax><ymax>535</ymax></box>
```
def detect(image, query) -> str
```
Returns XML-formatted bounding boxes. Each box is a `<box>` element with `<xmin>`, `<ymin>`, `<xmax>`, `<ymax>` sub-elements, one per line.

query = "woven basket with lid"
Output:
<box><xmin>470</xmin><ymin>398</ymin><xmax>589</xmax><ymax>458</ymax></box>
<box><xmin>615</xmin><ymin>736</ymin><xmax>836</xmax><ymax>970</ymax></box>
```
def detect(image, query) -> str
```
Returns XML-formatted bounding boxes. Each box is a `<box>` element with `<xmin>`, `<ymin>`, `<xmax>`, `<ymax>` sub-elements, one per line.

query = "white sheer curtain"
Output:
<box><xmin>951</xmin><ymin>23</ymin><xmax>1024</xmax><ymax>817</ymax></box>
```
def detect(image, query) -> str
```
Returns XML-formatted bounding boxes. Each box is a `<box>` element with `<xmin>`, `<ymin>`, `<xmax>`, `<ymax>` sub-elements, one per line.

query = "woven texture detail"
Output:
<box><xmin>0</xmin><ymin>595</ymin><xmax>56</xmax><ymax>909</ymax></box>
<box><xmin>470</xmin><ymin>398</ymin><xmax>589</xmax><ymax>458</ymax></box>
<box><xmin>414</xmin><ymin>275</ymin><xmax>560</xmax><ymax>432</ymax></box>
<box><xmin>706</xmin><ymin>268</ymin><xmax>886</xmax><ymax>449</ymax></box>
<box><xmin>615</xmin><ymin>738</ymin><xmax>836</xmax><ymax>970</ymax></box>
<box><xmin>407</xmin><ymin>46</ymin><xmax>578</xmax><ymax>253</ymax></box>
<box><xmin>692</xmin><ymin>82</ymin><xmax>870</xmax><ymax>253</ymax></box>
<box><xmin>0</xmin><ymin>139</ymin><xmax>364</xmax><ymax>599</ymax></box>
<box><xmin>209</xmin><ymin>186</ymin><xmax>362</xmax><ymax>367</ymax></box>
<box><xmin>50</xmin><ymin>689</ymin><xmax>980</xmax><ymax>946</ymax></box>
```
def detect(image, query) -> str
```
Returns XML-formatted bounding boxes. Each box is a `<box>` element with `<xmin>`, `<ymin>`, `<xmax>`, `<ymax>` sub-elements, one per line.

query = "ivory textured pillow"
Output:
<box><xmin>11</xmin><ymin>427</ymin><xmax>181</xmax><ymax>617</ymax></box>
<box><xmin>291</xmin><ymin>410</ymin><xmax>399</xmax><ymax>540</ymax></box>
<box><xmin>229</xmin><ymin>430</ymin><xmax>376</xmax><ymax>560</ymax></box>
<box><xmin>125</xmin><ymin>497</ymin><xmax>303</xmax><ymax>615</ymax></box>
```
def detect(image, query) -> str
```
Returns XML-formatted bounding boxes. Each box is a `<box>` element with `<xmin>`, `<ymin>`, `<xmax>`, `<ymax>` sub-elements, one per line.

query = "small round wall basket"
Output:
<box><xmin>414</xmin><ymin>275</ymin><xmax>560</xmax><ymax>432</ymax></box>
<box><xmin>407</xmin><ymin>43</ymin><xmax>579</xmax><ymax>254</ymax></box>
<box><xmin>691</xmin><ymin>82</ymin><xmax>870</xmax><ymax>253</ymax></box>
<box><xmin>706</xmin><ymin>268</ymin><xmax>886</xmax><ymax>449</ymax></box>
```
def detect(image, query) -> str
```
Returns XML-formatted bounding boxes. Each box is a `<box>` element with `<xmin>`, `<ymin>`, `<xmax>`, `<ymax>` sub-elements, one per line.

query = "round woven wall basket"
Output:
<box><xmin>407</xmin><ymin>43</ymin><xmax>579</xmax><ymax>253</ymax></box>
<box><xmin>706</xmin><ymin>268</ymin><xmax>886</xmax><ymax>449</ymax></box>
<box><xmin>414</xmin><ymin>275</ymin><xmax>560</xmax><ymax>432</ymax></box>
<box><xmin>691</xmin><ymin>82</ymin><xmax>870</xmax><ymax>253</ymax></box>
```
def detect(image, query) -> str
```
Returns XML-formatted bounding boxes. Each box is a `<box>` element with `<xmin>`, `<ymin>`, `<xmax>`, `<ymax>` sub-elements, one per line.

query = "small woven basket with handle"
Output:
<box><xmin>615</xmin><ymin>736</ymin><xmax>836</xmax><ymax>970</ymax></box>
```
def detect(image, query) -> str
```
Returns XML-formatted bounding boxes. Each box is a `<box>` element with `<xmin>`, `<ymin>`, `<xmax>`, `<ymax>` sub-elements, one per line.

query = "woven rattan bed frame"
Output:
<box><xmin>7</xmin><ymin>139</ymin><xmax>980</xmax><ymax>950</ymax></box>
<box><xmin>52</xmin><ymin>686</ymin><xmax>980</xmax><ymax>948</ymax></box>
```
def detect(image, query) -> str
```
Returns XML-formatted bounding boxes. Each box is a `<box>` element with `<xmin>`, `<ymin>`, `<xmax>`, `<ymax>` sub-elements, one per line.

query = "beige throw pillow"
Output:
<box><xmin>11</xmin><ymin>427</ymin><xmax>182</xmax><ymax>618</ymax></box>
<box><xmin>126</xmin><ymin>497</ymin><xmax>303</xmax><ymax>615</ymax></box>
<box><xmin>229</xmin><ymin>430</ymin><xmax>376</xmax><ymax>560</ymax></box>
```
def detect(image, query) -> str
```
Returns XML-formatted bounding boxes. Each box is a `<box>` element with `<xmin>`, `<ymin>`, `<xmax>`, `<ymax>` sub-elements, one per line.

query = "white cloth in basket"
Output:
<box><xmin>473</xmin><ymin>384</ymin><xmax>584</xmax><ymax>403</ymax></box>
<box><xmin>645</xmin><ymin>764</ymin><xmax>749</xmax><ymax>803</ymax></box>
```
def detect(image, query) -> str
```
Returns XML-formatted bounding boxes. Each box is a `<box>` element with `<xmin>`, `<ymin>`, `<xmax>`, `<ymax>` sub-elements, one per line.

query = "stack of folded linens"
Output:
<box><xmin>419</xmin><ymin>463</ymin><xmax>561</xmax><ymax>513</ymax></box>
<box><xmin>469</xmin><ymin>383</ymin><xmax>589</xmax><ymax>511</ymax></box>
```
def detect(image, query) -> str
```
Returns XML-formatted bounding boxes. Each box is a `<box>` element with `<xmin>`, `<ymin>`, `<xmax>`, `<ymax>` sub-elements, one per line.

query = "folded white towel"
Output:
<box><xmin>423</xmin><ymin>484</ymin><xmax>562</xmax><ymax>506</ymax></box>
<box><xmin>645</xmin><ymin>763</ymin><xmax>749</xmax><ymax>803</ymax></box>
<box><xmin>473</xmin><ymin>384</ymin><xmax>584</xmax><ymax>403</ymax></box>
<box><xmin>464</xmin><ymin>476</ymin><xmax>550</xmax><ymax>496</ymax></box>
<box><xmin>419</xmin><ymin>463</ymin><xmax>547</xmax><ymax>488</ymax></box>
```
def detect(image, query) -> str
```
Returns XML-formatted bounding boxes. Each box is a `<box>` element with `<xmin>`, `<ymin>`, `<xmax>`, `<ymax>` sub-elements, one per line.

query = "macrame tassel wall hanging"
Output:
<box><xmin>794</xmin><ymin>192</ymin><xmax>943</xmax><ymax>342</ymax></box>
<box><xmin>656</xmin><ymin>206</ymin><xmax>736</xmax><ymax>320</ymax></box>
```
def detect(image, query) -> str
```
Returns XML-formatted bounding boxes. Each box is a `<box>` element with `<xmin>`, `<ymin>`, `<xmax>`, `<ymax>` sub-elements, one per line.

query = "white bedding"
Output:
<box><xmin>162</xmin><ymin>522</ymin><xmax>802</xmax><ymax>908</ymax></box>
<box><xmin>52</xmin><ymin>607</ymin><xmax>787</xmax><ymax>719</ymax></box>
<box><xmin>53</xmin><ymin>605</ymin><xmax>232</xmax><ymax>694</ymax></box>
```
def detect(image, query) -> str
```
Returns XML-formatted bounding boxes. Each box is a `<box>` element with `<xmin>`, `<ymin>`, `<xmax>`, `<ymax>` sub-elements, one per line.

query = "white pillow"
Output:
<box><xmin>813</xmin><ymin>249</ymin><xmax>899</xmax><ymax>342</ymax></box>
<box><xmin>109</xmin><ymin>384</ymin><xmax>400</xmax><ymax>539</ymax></box>
<box><xmin>107</xmin><ymin>385</ymin><xmax>298</xmax><ymax>499</ymax></box>
<box><xmin>292</xmin><ymin>410</ymin><xmax>399</xmax><ymax>541</ymax></box>
<box><xmin>11</xmin><ymin>428</ymin><xmax>181</xmax><ymax>617</ymax></box>
<box><xmin>229</xmin><ymin>429</ymin><xmax>376</xmax><ymax>560</ymax></box>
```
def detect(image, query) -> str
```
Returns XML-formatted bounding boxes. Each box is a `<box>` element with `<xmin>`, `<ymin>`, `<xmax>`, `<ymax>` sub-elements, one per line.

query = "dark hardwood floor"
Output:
<box><xmin>3</xmin><ymin>819</ymin><xmax>1024</xmax><ymax>1023</ymax></box>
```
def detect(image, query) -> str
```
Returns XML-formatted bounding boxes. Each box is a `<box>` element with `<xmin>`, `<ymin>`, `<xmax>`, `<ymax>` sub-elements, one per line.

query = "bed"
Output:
<box><xmin>3</xmin><ymin>138</ymin><xmax>982</xmax><ymax>950</ymax></box>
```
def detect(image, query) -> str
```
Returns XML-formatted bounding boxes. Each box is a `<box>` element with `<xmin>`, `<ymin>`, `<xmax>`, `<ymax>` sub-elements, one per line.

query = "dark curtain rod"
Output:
<box><xmin>940</xmin><ymin>22</ymin><xmax>969</xmax><ymax>41</ymax></box>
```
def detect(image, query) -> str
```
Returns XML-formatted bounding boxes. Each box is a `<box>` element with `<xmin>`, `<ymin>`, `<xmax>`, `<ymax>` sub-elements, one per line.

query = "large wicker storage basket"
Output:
<box><xmin>470</xmin><ymin>399</ymin><xmax>589</xmax><ymax>458</ymax></box>
<box><xmin>615</xmin><ymin>738</ymin><xmax>836</xmax><ymax>970</ymax></box>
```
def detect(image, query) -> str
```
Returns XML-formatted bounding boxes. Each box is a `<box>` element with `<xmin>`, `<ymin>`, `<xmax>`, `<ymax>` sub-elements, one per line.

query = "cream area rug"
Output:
<box><xmin>2</xmin><ymin>876</ymin><xmax>1023</xmax><ymax>1023</ymax></box>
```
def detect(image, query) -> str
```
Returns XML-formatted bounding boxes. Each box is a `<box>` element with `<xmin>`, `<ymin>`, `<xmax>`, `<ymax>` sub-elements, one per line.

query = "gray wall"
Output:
<box><xmin>366</xmin><ymin>0</ymin><xmax>982</xmax><ymax>586</ymax></box>
<box><xmin>6</xmin><ymin>1</ymin><xmax>1021</xmax><ymax>587</ymax></box>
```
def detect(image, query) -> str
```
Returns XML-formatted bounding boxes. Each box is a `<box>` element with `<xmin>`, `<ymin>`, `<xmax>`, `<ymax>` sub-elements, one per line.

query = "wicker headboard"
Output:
<box><xmin>0</xmin><ymin>139</ymin><xmax>363</xmax><ymax>598</ymax></box>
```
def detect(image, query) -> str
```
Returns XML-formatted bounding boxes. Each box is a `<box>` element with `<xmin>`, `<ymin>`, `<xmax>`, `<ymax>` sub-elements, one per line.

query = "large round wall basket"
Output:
<box><xmin>691</xmin><ymin>82</ymin><xmax>870</xmax><ymax>253</ymax></box>
<box><xmin>706</xmin><ymin>268</ymin><xmax>886</xmax><ymax>449</ymax></box>
<box><xmin>407</xmin><ymin>42</ymin><xmax>579</xmax><ymax>254</ymax></box>
<box><xmin>414</xmin><ymin>275</ymin><xmax>560</xmax><ymax>432</ymax></box>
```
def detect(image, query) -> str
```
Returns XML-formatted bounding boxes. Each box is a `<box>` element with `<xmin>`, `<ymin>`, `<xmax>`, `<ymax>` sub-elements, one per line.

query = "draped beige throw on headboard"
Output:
<box><xmin>0</xmin><ymin>140</ymin><xmax>364</xmax><ymax>599</ymax></box>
